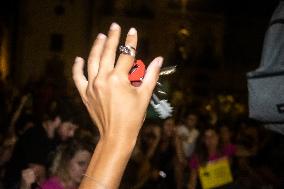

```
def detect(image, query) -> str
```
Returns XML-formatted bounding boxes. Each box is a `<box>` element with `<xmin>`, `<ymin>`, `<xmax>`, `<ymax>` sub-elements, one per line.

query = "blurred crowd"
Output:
<box><xmin>1</xmin><ymin>78</ymin><xmax>284</xmax><ymax>189</ymax></box>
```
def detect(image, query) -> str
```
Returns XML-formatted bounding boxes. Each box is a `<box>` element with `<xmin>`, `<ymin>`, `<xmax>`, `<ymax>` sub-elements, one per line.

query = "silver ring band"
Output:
<box><xmin>119</xmin><ymin>45</ymin><xmax>136</xmax><ymax>57</ymax></box>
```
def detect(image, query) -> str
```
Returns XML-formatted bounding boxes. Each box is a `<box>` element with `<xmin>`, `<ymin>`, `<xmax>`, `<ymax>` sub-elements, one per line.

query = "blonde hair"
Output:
<box><xmin>49</xmin><ymin>138</ymin><xmax>93</xmax><ymax>187</ymax></box>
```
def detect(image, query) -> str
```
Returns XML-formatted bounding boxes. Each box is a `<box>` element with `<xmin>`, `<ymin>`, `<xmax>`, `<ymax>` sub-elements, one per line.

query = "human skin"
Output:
<box><xmin>73</xmin><ymin>22</ymin><xmax>163</xmax><ymax>189</ymax></box>
<box><xmin>68</xmin><ymin>150</ymin><xmax>91</xmax><ymax>185</ymax></box>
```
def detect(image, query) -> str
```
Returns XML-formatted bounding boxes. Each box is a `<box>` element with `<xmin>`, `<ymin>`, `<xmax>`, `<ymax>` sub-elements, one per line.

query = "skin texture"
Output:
<box><xmin>73</xmin><ymin>23</ymin><xmax>163</xmax><ymax>189</ymax></box>
<box><xmin>68</xmin><ymin>150</ymin><xmax>91</xmax><ymax>185</ymax></box>
<box><xmin>20</xmin><ymin>168</ymin><xmax>36</xmax><ymax>189</ymax></box>
<box><xmin>20</xmin><ymin>164</ymin><xmax>46</xmax><ymax>189</ymax></box>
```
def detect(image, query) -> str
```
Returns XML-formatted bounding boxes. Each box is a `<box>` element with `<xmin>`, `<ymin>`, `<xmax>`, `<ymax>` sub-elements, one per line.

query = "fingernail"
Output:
<box><xmin>156</xmin><ymin>57</ymin><xmax>163</xmax><ymax>67</ymax></box>
<box><xmin>75</xmin><ymin>56</ymin><xmax>83</xmax><ymax>63</ymax></box>
<box><xmin>97</xmin><ymin>33</ymin><xmax>106</xmax><ymax>39</ymax></box>
<box><xmin>75</xmin><ymin>56</ymin><xmax>80</xmax><ymax>62</ymax></box>
<box><xmin>128</xmin><ymin>27</ymin><xmax>137</xmax><ymax>35</ymax></box>
<box><xmin>110</xmin><ymin>22</ymin><xmax>120</xmax><ymax>30</ymax></box>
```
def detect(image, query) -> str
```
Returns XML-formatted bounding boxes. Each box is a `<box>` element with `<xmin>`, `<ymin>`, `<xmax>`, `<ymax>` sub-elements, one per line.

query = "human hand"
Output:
<box><xmin>20</xmin><ymin>168</ymin><xmax>36</xmax><ymax>189</ymax></box>
<box><xmin>73</xmin><ymin>23</ymin><xmax>163</xmax><ymax>144</ymax></box>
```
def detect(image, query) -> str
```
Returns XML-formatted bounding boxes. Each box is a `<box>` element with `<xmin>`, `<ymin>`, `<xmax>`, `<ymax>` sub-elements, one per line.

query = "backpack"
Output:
<box><xmin>247</xmin><ymin>1</ymin><xmax>284</xmax><ymax>134</ymax></box>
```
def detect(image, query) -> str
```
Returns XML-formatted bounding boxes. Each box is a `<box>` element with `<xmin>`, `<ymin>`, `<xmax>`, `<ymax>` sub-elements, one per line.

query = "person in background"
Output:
<box><xmin>176</xmin><ymin>111</ymin><xmax>200</xmax><ymax>189</ymax></box>
<box><xmin>20</xmin><ymin>165</ymin><xmax>45</xmax><ymax>189</ymax></box>
<box><xmin>150</xmin><ymin>117</ymin><xmax>181</xmax><ymax>189</ymax></box>
<box><xmin>128</xmin><ymin>120</ymin><xmax>161</xmax><ymax>189</ymax></box>
<box><xmin>40</xmin><ymin>139</ymin><xmax>93</xmax><ymax>189</ymax></box>
<box><xmin>177</xmin><ymin>111</ymin><xmax>200</xmax><ymax>160</ymax></box>
<box><xmin>4</xmin><ymin>100</ymin><xmax>79</xmax><ymax>189</ymax></box>
<box><xmin>0</xmin><ymin>136</ymin><xmax>17</xmax><ymax>189</ymax></box>
<box><xmin>217</xmin><ymin>120</ymin><xmax>236</xmax><ymax>158</ymax></box>
<box><xmin>188</xmin><ymin>127</ymin><xmax>236</xmax><ymax>189</ymax></box>
<box><xmin>14</xmin><ymin>113</ymin><xmax>35</xmax><ymax>138</ymax></box>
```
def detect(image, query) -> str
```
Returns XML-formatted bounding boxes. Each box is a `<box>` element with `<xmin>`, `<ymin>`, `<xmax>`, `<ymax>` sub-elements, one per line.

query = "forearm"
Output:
<box><xmin>73</xmin><ymin>23</ymin><xmax>162</xmax><ymax>189</ymax></box>
<box><xmin>79</xmin><ymin>135</ymin><xmax>137</xmax><ymax>189</ymax></box>
<box><xmin>10</xmin><ymin>98</ymin><xmax>27</xmax><ymax>130</ymax></box>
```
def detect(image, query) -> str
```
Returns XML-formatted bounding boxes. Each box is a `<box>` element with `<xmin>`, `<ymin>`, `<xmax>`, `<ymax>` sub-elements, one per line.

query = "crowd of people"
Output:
<box><xmin>120</xmin><ymin>112</ymin><xmax>284</xmax><ymax>189</ymax></box>
<box><xmin>0</xmin><ymin>77</ymin><xmax>98</xmax><ymax>189</ymax></box>
<box><xmin>1</xmin><ymin>79</ymin><xmax>284</xmax><ymax>189</ymax></box>
<box><xmin>0</xmin><ymin>21</ymin><xmax>284</xmax><ymax>189</ymax></box>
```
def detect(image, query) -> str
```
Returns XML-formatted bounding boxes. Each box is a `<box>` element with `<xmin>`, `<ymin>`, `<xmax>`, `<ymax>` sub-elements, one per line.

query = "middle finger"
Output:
<box><xmin>98</xmin><ymin>23</ymin><xmax>121</xmax><ymax>76</ymax></box>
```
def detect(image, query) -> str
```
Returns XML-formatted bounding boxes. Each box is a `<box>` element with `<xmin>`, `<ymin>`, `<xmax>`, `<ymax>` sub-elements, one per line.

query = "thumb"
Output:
<box><xmin>140</xmin><ymin>57</ymin><xmax>163</xmax><ymax>94</ymax></box>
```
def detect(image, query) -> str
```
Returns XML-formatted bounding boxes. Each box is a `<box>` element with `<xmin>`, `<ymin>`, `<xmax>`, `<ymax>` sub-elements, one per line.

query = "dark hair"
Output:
<box><xmin>14</xmin><ymin>112</ymin><xmax>35</xmax><ymax>136</ymax></box>
<box><xmin>41</xmin><ymin>99</ymin><xmax>81</xmax><ymax>125</ymax></box>
<box><xmin>216</xmin><ymin>119</ymin><xmax>235</xmax><ymax>132</ymax></box>
<box><xmin>195</xmin><ymin>126</ymin><xmax>222</xmax><ymax>165</ymax></box>
<box><xmin>50</xmin><ymin>138</ymin><xmax>93</xmax><ymax>182</ymax></box>
<box><xmin>184</xmin><ymin>110</ymin><xmax>200</xmax><ymax>119</ymax></box>
<box><xmin>41</xmin><ymin>100</ymin><xmax>60</xmax><ymax>122</ymax></box>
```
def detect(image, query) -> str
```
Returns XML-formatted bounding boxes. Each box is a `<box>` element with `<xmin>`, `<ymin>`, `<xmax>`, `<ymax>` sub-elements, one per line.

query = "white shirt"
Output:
<box><xmin>177</xmin><ymin>125</ymin><xmax>199</xmax><ymax>158</ymax></box>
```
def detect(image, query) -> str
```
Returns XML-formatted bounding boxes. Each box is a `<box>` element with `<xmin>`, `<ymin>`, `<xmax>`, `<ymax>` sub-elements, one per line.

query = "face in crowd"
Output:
<box><xmin>50</xmin><ymin>139</ymin><xmax>92</xmax><ymax>187</ymax></box>
<box><xmin>57</xmin><ymin>121</ymin><xmax>78</xmax><ymax>141</ymax></box>
<box><xmin>67</xmin><ymin>150</ymin><xmax>91</xmax><ymax>184</ymax></box>
<box><xmin>163</xmin><ymin>118</ymin><xmax>176</xmax><ymax>137</ymax></box>
<box><xmin>185</xmin><ymin>113</ymin><xmax>198</xmax><ymax>130</ymax></box>
<box><xmin>204</xmin><ymin>129</ymin><xmax>219</xmax><ymax>150</ymax></box>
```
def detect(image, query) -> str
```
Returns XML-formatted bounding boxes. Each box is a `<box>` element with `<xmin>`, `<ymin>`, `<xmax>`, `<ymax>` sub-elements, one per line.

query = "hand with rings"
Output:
<box><xmin>73</xmin><ymin>23</ymin><xmax>163</xmax><ymax>189</ymax></box>
<box><xmin>119</xmin><ymin>45</ymin><xmax>136</xmax><ymax>57</ymax></box>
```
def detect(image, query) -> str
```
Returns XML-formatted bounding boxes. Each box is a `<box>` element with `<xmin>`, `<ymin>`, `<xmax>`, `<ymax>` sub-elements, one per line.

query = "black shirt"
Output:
<box><xmin>4</xmin><ymin>124</ymin><xmax>56</xmax><ymax>189</ymax></box>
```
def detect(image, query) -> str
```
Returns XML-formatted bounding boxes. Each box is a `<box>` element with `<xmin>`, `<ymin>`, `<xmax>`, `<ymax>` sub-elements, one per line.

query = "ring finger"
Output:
<box><xmin>115</xmin><ymin>27</ymin><xmax>138</xmax><ymax>76</ymax></box>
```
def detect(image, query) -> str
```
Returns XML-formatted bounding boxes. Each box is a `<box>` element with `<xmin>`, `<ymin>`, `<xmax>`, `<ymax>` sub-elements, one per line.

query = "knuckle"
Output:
<box><xmin>93</xmin><ymin>79</ymin><xmax>105</xmax><ymax>89</ymax></box>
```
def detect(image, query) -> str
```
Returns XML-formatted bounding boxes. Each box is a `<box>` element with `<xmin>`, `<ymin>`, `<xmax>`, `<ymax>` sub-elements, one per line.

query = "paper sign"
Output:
<box><xmin>198</xmin><ymin>157</ymin><xmax>233</xmax><ymax>189</ymax></box>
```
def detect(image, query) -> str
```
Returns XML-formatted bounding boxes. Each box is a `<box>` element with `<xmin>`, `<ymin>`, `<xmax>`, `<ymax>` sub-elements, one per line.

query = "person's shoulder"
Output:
<box><xmin>40</xmin><ymin>177</ymin><xmax>63</xmax><ymax>189</ymax></box>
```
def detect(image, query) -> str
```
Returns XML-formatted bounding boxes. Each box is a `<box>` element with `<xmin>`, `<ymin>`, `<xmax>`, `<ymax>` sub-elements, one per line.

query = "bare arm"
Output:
<box><xmin>9</xmin><ymin>95</ymin><xmax>29</xmax><ymax>134</ymax></box>
<box><xmin>73</xmin><ymin>23</ymin><xmax>163</xmax><ymax>189</ymax></box>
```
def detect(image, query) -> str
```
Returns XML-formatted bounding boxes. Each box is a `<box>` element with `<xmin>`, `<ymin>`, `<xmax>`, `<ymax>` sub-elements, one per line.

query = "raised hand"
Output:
<box><xmin>73</xmin><ymin>23</ymin><xmax>163</xmax><ymax>189</ymax></box>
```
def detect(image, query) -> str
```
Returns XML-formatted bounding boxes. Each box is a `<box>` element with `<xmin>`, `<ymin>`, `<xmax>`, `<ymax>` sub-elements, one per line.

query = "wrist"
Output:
<box><xmin>82</xmin><ymin>133</ymin><xmax>138</xmax><ymax>189</ymax></box>
<box><xmin>100</xmin><ymin>133</ymin><xmax>138</xmax><ymax>155</ymax></box>
<box><xmin>100</xmin><ymin>123</ymin><xmax>140</xmax><ymax>148</ymax></box>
